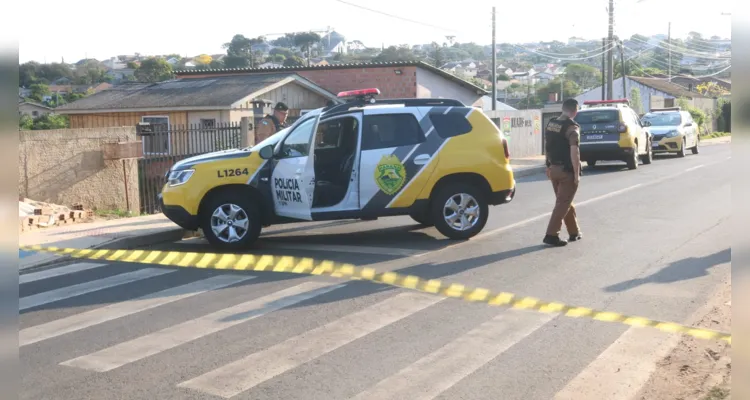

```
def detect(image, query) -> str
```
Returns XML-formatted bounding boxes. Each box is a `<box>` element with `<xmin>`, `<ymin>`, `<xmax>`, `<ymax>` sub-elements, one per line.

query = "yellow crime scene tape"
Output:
<box><xmin>20</xmin><ymin>245</ymin><xmax>731</xmax><ymax>344</ymax></box>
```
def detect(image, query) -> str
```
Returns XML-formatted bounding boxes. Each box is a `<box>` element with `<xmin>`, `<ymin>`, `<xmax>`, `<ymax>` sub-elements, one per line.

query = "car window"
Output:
<box><xmin>574</xmin><ymin>110</ymin><xmax>620</xmax><ymax>124</ymax></box>
<box><xmin>315</xmin><ymin>117</ymin><xmax>359</xmax><ymax>149</ymax></box>
<box><xmin>429</xmin><ymin>112</ymin><xmax>473</xmax><ymax>138</ymax></box>
<box><xmin>362</xmin><ymin>113</ymin><xmax>425</xmax><ymax>150</ymax></box>
<box><xmin>279</xmin><ymin>117</ymin><xmax>316</xmax><ymax>158</ymax></box>
<box><xmin>642</xmin><ymin>112</ymin><xmax>682</xmax><ymax>126</ymax></box>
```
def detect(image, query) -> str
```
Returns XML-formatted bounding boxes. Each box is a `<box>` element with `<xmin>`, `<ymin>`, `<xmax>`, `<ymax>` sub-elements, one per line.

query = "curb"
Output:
<box><xmin>20</xmin><ymin>228</ymin><xmax>188</xmax><ymax>272</ymax></box>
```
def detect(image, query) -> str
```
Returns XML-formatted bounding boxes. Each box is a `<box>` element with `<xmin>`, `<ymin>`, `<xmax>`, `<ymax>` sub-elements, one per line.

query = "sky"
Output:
<box><xmin>12</xmin><ymin>0</ymin><xmax>732</xmax><ymax>64</ymax></box>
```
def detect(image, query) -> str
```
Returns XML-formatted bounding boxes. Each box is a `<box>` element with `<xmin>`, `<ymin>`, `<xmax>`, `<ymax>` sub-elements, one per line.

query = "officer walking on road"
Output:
<box><xmin>543</xmin><ymin>98</ymin><xmax>583</xmax><ymax>247</ymax></box>
<box><xmin>256</xmin><ymin>102</ymin><xmax>290</xmax><ymax>141</ymax></box>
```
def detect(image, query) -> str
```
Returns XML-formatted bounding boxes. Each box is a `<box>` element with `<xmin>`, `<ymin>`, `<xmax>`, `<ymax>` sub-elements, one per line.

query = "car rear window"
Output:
<box><xmin>574</xmin><ymin>110</ymin><xmax>620</xmax><ymax>124</ymax></box>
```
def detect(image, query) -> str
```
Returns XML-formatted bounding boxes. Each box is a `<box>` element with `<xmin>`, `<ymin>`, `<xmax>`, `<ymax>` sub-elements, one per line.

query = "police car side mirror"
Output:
<box><xmin>258</xmin><ymin>144</ymin><xmax>275</xmax><ymax>160</ymax></box>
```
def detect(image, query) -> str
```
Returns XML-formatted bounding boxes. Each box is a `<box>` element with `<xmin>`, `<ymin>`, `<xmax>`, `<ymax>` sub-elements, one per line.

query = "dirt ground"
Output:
<box><xmin>636</xmin><ymin>276</ymin><xmax>732</xmax><ymax>400</ymax></box>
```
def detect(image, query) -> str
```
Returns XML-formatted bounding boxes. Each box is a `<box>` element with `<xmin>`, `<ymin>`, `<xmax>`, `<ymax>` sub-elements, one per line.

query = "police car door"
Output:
<box><xmin>358</xmin><ymin>107</ymin><xmax>428</xmax><ymax>211</ymax></box>
<box><xmin>270</xmin><ymin>113</ymin><xmax>320</xmax><ymax>220</ymax></box>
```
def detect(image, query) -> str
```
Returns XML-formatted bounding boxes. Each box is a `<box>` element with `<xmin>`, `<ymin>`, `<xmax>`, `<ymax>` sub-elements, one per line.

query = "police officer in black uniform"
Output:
<box><xmin>543</xmin><ymin>98</ymin><xmax>583</xmax><ymax>247</ymax></box>
<box><xmin>256</xmin><ymin>102</ymin><xmax>290</xmax><ymax>141</ymax></box>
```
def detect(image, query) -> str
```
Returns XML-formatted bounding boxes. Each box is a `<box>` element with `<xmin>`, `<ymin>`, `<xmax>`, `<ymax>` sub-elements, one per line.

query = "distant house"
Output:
<box><xmin>166</xmin><ymin>57</ymin><xmax>180</xmax><ymax>65</ymax></box>
<box><xmin>18</xmin><ymin>101</ymin><xmax>53</xmax><ymax>118</ymax></box>
<box><xmin>347</xmin><ymin>40</ymin><xmax>368</xmax><ymax>52</ymax></box>
<box><xmin>320</xmin><ymin>31</ymin><xmax>348</xmax><ymax>57</ymax></box>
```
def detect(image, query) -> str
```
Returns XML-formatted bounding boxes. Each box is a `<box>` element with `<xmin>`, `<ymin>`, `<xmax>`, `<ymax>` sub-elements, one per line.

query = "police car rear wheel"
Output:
<box><xmin>626</xmin><ymin>145</ymin><xmax>639</xmax><ymax>170</ymax></box>
<box><xmin>641</xmin><ymin>141</ymin><xmax>653</xmax><ymax>164</ymax></box>
<box><xmin>431</xmin><ymin>184</ymin><xmax>488</xmax><ymax>240</ymax></box>
<box><xmin>200</xmin><ymin>192</ymin><xmax>261</xmax><ymax>250</ymax></box>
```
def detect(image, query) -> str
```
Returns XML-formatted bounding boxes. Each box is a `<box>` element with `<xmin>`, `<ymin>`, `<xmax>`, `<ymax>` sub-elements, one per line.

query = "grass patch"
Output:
<box><xmin>94</xmin><ymin>209</ymin><xmax>139</xmax><ymax>219</ymax></box>
<box><xmin>701</xmin><ymin>131</ymin><xmax>731</xmax><ymax>139</ymax></box>
<box><xmin>703</xmin><ymin>386</ymin><xmax>730</xmax><ymax>400</ymax></box>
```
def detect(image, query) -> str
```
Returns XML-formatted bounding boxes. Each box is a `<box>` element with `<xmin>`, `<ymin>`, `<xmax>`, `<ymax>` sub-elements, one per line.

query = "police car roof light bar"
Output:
<box><xmin>337</xmin><ymin>88</ymin><xmax>381</xmax><ymax>102</ymax></box>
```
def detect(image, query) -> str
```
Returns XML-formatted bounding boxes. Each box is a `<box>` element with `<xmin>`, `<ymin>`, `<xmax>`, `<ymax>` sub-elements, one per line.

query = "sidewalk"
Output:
<box><xmin>19</xmin><ymin>214</ymin><xmax>186</xmax><ymax>271</ymax></box>
<box><xmin>511</xmin><ymin>155</ymin><xmax>546</xmax><ymax>177</ymax></box>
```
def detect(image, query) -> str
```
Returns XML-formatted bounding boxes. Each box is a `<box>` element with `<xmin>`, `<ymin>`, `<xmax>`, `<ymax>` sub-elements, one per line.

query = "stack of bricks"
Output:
<box><xmin>19</xmin><ymin>200</ymin><xmax>92</xmax><ymax>233</ymax></box>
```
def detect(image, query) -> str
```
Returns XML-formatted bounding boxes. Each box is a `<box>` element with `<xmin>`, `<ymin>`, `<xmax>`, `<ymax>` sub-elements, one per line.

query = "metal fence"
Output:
<box><xmin>137</xmin><ymin>122</ymin><xmax>243</xmax><ymax>214</ymax></box>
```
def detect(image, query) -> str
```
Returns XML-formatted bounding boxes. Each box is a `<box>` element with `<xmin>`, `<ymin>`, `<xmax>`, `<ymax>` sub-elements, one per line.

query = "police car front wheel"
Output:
<box><xmin>200</xmin><ymin>192</ymin><xmax>262</xmax><ymax>249</ymax></box>
<box><xmin>431</xmin><ymin>184</ymin><xmax>489</xmax><ymax>240</ymax></box>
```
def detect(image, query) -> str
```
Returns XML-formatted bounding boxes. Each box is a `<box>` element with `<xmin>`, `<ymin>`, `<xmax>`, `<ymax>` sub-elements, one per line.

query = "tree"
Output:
<box><xmin>209</xmin><ymin>60</ymin><xmax>224</xmax><ymax>69</ymax></box>
<box><xmin>429</xmin><ymin>42</ymin><xmax>445</xmax><ymax>67</ymax></box>
<box><xmin>293</xmin><ymin>32</ymin><xmax>322</xmax><ymax>65</ymax></box>
<box><xmin>194</xmin><ymin>54</ymin><xmax>212</xmax><ymax>65</ymax></box>
<box><xmin>564</xmin><ymin>63</ymin><xmax>601</xmax><ymax>90</ymax></box>
<box><xmin>696</xmin><ymin>82</ymin><xmax>727</xmax><ymax>97</ymax></box>
<box><xmin>19</xmin><ymin>113</ymin><xmax>70</xmax><ymax>130</ymax></box>
<box><xmin>134</xmin><ymin>58</ymin><xmax>174</xmax><ymax>82</ymax></box>
<box><xmin>497</xmin><ymin>73</ymin><xmax>510</xmax><ymax>81</ymax></box>
<box><xmin>28</xmin><ymin>83</ymin><xmax>50</xmax><ymax>102</ymax></box>
<box><xmin>283</xmin><ymin>56</ymin><xmax>305</xmax><ymax>67</ymax></box>
<box><xmin>374</xmin><ymin>45</ymin><xmax>419</xmax><ymax>63</ymax></box>
<box><xmin>271</xmin><ymin>34</ymin><xmax>296</xmax><ymax>48</ymax></box>
<box><xmin>126</xmin><ymin>61</ymin><xmax>139</xmax><ymax>69</ymax></box>
<box><xmin>223</xmin><ymin>34</ymin><xmax>266</xmax><ymax>68</ymax></box>
<box><xmin>630</xmin><ymin>87</ymin><xmax>643</xmax><ymax>114</ymax></box>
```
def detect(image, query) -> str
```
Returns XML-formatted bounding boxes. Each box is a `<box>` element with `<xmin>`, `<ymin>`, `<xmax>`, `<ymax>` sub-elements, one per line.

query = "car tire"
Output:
<box><xmin>641</xmin><ymin>141</ymin><xmax>653</xmax><ymax>165</ymax></box>
<box><xmin>200</xmin><ymin>191</ymin><xmax>262</xmax><ymax>250</ymax></box>
<box><xmin>409</xmin><ymin>208</ymin><xmax>434</xmax><ymax>227</ymax></box>
<box><xmin>626</xmin><ymin>144</ymin><xmax>639</xmax><ymax>170</ymax></box>
<box><xmin>586</xmin><ymin>160</ymin><xmax>597</xmax><ymax>168</ymax></box>
<box><xmin>430</xmin><ymin>183</ymin><xmax>489</xmax><ymax>241</ymax></box>
<box><xmin>677</xmin><ymin>138</ymin><xmax>686</xmax><ymax>158</ymax></box>
<box><xmin>691</xmin><ymin>137</ymin><xmax>700</xmax><ymax>154</ymax></box>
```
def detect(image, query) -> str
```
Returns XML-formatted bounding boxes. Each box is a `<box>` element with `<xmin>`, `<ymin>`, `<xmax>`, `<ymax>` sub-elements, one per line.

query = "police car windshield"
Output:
<box><xmin>249</xmin><ymin>127</ymin><xmax>290</xmax><ymax>151</ymax></box>
<box><xmin>642</xmin><ymin>112</ymin><xmax>682</xmax><ymax>126</ymax></box>
<box><xmin>574</xmin><ymin>110</ymin><xmax>620</xmax><ymax>124</ymax></box>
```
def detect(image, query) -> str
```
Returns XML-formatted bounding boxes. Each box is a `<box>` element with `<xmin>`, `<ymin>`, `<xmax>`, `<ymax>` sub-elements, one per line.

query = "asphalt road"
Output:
<box><xmin>20</xmin><ymin>143</ymin><xmax>731</xmax><ymax>400</ymax></box>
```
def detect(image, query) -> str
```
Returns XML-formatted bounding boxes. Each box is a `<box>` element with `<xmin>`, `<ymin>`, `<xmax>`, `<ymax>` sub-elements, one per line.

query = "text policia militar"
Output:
<box><xmin>274</xmin><ymin>177</ymin><xmax>303</xmax><ymax>204</ymax></box>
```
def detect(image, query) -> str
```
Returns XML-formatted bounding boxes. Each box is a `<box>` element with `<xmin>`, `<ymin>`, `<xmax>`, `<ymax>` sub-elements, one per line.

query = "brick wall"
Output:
<box><xmin>298</xmin><ymin>66</ymin><xmax>418</xmax><ymax>98</ymax></box>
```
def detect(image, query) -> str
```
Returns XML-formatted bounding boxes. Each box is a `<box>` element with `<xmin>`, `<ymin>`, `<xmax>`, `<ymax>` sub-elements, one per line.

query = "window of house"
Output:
<box><xmin>32</xmin><ymin>111</ymin><xmax>38</xmax><ymax>117</ymax></box>
<box><xmin>141</xmin><ymin>116</ymin><xmax>170</xmax><ymax>154</ymax></box>
<box><xmin>200</xmin><ymin>118</ymin><xmax>216</xmax><ymax>129</ymax></box>
<box><xmin>361</xmin><ymin>114</ymin><xmax>425</xmax><ymax>150</ymax></box>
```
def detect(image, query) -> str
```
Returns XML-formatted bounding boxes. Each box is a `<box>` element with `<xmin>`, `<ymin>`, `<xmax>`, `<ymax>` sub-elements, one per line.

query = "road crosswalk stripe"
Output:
<box><xmin>60</xmin><ymin>281</ymin><xmax>345</xmax><ymax>372</ymax></box>
<box><xmin>20</xmin><ymin>263</ymin><xmax>108</xmax><ymax>284</ymax></box>
<box><xmin>20</xmin><ymin>274</ymin><xmax>256</xmax><ymax>347</ymax></box>
<box><xmin>349</xmin><ymin>310</ymin><xmax>555</xmax><ymax>400</ymax></box>
<box><xmin>177</xmin><ymin>292</ymin><xmax>445</xmax><ymax>399</ymax></box>
<box><xmin>20</xmin><ymin>268</ymin><xmax>175</xmax><ymax>311</ymax></box>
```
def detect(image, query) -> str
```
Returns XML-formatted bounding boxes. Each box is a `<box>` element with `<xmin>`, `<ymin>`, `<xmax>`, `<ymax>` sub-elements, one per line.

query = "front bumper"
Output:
<box><xmin>159</xmin><ymin>193</ymin><xmax>200</xmax><ymax>230</ymax></box>
<box><xmin>652</xmin><ymin>138</ymin><xmax>683</xmax><ymax>153</ymax></box>
<box><xmin>580</xmin><ymin>142</ymin><xmax>634</xmax><ymax>161</ymax></box>
<box><xmin>490</xmin><ymin>186</ymin><xmax>515</xmax><ymax>205</ymax></box>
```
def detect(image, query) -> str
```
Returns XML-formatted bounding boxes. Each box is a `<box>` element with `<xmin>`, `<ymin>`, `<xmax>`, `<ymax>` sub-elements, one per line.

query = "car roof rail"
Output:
<box><xmin>323</xmin><ymin>96</ymin><xmax>465</xmax><ymax>115</ymax></box>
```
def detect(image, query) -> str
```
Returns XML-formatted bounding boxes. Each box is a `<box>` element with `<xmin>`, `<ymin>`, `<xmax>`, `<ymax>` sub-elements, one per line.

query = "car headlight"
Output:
<box><xmin>167</xmin><ymin>169</ymin><xmax>194</xmax><ymax>186</ymax></box>
<box><xmin>665</xmin><ymin>130</ymin><xmax>680</xmax><ymax>138</ymax></box>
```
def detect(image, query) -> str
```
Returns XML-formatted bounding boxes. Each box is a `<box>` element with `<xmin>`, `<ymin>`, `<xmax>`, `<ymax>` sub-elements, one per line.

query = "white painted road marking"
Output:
<box><xmin>685</xmin><ymin>164</ymin><xmax>705</xmax><ymax>172</ymax></box>
<box><xmin>350</xmin><ymin>310</ymin><xmax>555</xmax><ymax>400</ymax></box>
<box><xmin>177</xmin><ymin>292</ymin><xmax>445</xmax><ymax>398</ymax></box>
<box><xmin>60</xmin><ymin>281</ymin><xmax>344</xmax><ymax>372</ymax></box>
<box><xmin>20</xmin><ymin>268</ymin><xmax>175</xmax><ymax>311</ymax></box>
<box><xmin>20</xmin><ymin>274</ymin><xmax>256</xmax><ymax>347</ymax></box>
<box><xmin>20</xmin><ymin>263</ymin><xmax>108</xmax><ymax>284</ymax></box>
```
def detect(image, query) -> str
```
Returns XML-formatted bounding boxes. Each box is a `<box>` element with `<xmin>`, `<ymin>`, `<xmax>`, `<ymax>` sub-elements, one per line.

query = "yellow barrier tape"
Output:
<box><xmin>20</xmin><ymin>245</ymin><xmax>731</xmax><ymax>344</ymax></box>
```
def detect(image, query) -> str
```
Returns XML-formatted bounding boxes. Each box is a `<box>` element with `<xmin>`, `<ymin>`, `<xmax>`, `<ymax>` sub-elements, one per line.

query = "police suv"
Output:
<box><xmin>641</xmin><ymin>107</ymin><xmax>700</xmax><ymax>157</ymax></box>
<box><xmin>158</xmin><ymin>88</ymin><xmax>517</xmax><ymax>249</ymax></box>
<box><xmin>574</xmin><ymin>99</ymin><xmax>653</xmax><ymax>170</ymax></box>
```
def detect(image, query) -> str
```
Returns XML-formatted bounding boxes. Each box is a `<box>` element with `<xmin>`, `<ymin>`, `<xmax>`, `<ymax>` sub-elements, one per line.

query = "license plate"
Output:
<box><xmin>652</xmin><ymin>142</ymin><xmax>660</xmax><ymax>147</ymax></box>
<box><xmin>587</xmin><ymin>135</ymin><xmax>603</xmax><ymax>140</ymax></box>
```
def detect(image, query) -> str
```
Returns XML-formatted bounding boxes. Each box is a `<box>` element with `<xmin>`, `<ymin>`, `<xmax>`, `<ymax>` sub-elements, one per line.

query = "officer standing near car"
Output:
<box><xmin>256</xmin><ymin>102</ymin><xmax>290</xmax><ymax>141</ymax></box>
<box><xmin>543</xmin><ymin>98</ymin><xmax>583</xmax><ymax>247</ymax></box>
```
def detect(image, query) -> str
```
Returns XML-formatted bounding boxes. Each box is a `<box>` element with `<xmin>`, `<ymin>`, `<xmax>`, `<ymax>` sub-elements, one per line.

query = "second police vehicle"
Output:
<box><xmin>158</xmin><ymin>88</ymin><xmax>517</xmax><ymax>249</ymax></box>
<box><xmin>573</xmin><ymin>99</ymin><xmax>653</xmax><ymax>170</ymax></box>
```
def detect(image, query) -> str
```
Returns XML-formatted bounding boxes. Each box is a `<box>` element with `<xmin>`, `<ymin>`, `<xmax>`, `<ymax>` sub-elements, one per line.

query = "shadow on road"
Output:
<box><xmin>603</xmin><ymin>248</ymin><xmax>730</xmax><ymax>293</ymax></box>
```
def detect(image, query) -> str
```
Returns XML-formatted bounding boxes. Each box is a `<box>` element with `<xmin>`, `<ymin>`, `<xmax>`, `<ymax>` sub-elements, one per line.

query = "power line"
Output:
<box><xmin>332</xmin><ymin>0</ymin><xmax>460</xmax><ymax>32</ymax></box>
<box><xmin>627</xmin><ymin>36</ymin><xmax>730</xmax><ymax>59</ymax></box>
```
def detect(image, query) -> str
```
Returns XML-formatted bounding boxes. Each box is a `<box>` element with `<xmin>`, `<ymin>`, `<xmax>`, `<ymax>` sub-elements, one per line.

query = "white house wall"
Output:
<box><xmin>483</xmin><ymin>109</ymin><xmax>543</xmax><ymax>157</ymax></box>
<box><xmin>575</xmin><ymin>77</ymin><xmax>660</xmax><ymax>113</ymax></box>
<box><xmin>415</xmin><ymin>68</ymin><xmax>483</xmax><ymax>107</ymax></box>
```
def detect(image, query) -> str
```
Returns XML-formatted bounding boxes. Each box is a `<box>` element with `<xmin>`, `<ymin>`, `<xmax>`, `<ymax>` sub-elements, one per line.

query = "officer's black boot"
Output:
<box><xmin>543</xmin><ymin>235</ymin><xmax>568</xmax><ymax>247</ymax></box>
<box><xmin>569</xmin><ymin>232</ymin><xmax>583</xmax><ymax>242</ymax></box>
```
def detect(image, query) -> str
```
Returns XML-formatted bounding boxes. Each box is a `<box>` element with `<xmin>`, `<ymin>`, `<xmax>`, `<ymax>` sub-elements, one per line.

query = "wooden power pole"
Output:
<box><xmin>607</xmin><ymin>0</ymin><xmax>614</xmax><ymax>100</ymax></box>
<box><xmin>491</xmin><ymin>7</ymin><xmax>497</xmax><ymax>111</ymax></box>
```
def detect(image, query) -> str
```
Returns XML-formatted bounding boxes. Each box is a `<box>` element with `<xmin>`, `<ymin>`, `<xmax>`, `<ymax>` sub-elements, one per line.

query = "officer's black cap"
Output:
<box><xmin>274</xmin><ymin>102</ymin><xmax>289</xmax><ymax>111</ymax></box>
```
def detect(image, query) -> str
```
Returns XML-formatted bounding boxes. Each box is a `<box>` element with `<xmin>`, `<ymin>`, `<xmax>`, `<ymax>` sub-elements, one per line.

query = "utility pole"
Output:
<box><xmin>667</xmin><ymin>22</ymin><xmax>672</xmax><ymax>82</ymax></box>
<box><xmin>560</xmin><ymin>76</ymin><xmax>564</xmax><ymax>102</ymax></box>
<box><xmin>601</xmin><ymin>38</ymin><xmax>606</xmax><ymax>100</ymax></box>
<box><xmin>491</xmin><ymin>7</ymin><xmax>497</xmax><ymax>111</ymax></box>
<box><xmin>607</xmin><ymin>0</ymin><xmax>614</xmax><ymax>99</ymax></box>
<box><xmin>619</xmin><ymin>41</ymin><xmax>627</xmax><ymax>99</ymax></box>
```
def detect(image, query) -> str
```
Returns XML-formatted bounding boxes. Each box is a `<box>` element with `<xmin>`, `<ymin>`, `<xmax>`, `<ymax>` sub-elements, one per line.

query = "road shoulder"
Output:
<box><xmin>635</xmin><ymin>275</ymin><xmax>732</xmax><ymax>400</ymax></box>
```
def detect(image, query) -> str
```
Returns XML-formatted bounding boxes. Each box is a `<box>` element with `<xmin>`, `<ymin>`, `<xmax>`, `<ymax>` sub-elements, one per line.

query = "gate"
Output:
<box><xmin>137</xmin><ymin>122</ymin><xmax>243</xmax><ymax>214</ymax></box>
